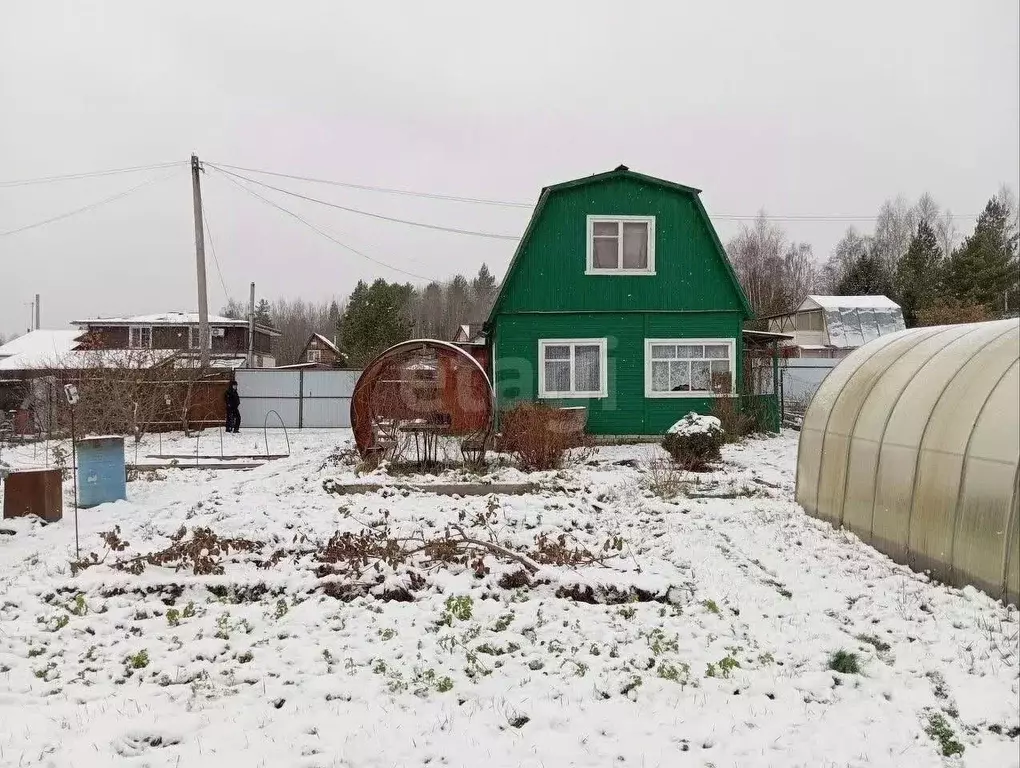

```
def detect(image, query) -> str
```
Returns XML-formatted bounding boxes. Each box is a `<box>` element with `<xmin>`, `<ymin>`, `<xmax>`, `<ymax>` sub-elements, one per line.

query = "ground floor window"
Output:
<box><xmin>538</xmin><ymin>338</ymin><xmax>607</xmax><ymax>398</ymax></box>
<box><xmin>645</xmin><ymin>338</ymin><xmax>734</xmax><ymax>396</ymax></box>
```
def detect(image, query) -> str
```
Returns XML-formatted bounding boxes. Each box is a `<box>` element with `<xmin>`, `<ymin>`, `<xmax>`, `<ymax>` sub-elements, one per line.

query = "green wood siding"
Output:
<box><xmin>495</xmin><ymin>176</ymin><xmax>747</xmax><ymax>315</ymax></box>
<box><xmin>489</xmin><ymin>168</ymin><xmax>755</xmax><ymax>436</ymax></box>
<box><xmin>494</xmin><ymin>312</ymin><xmax>744</xmax><ymax>435</ymax></box>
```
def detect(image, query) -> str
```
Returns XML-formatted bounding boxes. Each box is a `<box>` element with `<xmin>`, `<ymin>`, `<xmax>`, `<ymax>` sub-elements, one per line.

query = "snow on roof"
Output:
<box><xmin>800</xmin><ymin>295</ymin><xmax>900</xmax><ymax>311</ymax></box>
<box><xmin>0</xmin><ymin>330</ymin><xmax>83</xmax><ymax>369</ymax></box>
<box><xmin>73</xmin><ymin>312</ymin><xmax>245</xmax><ymax>326</ymax></box>
<box><xmin>72</xmin><ymin>312</ymin><xmax>281</xmax><ymax>336</ymax></box>
<box><xmin>311</xmin><ymin>333</ymin><xmax>342</xmax><ymax>356</ymax></box>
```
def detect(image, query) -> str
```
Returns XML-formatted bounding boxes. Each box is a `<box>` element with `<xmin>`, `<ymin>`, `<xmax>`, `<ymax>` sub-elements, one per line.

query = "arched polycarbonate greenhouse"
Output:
<box><xmin>796</xmin><ymin>319</ymin><xmax>1020</xmax><ymax>605</ymax></box>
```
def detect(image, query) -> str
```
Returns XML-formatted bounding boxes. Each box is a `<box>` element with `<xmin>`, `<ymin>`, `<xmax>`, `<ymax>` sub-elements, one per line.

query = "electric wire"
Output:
<box><xmin>0</xmin><ymin>168</ymin><xmax>183</xmax><ymax>237</ymax></box>
<box><xmin>0</xmin><ymin>161</ymin><xmax>185</xmax><ymax>188</ymax></box>
<box><xmin>210</xmin><ymin>167</ymin><xmax>438</xmax><ymax>281</ymax></box>
<box><xmin>207</xmin><ymin>164</ymin><xmax>522</xmax><ymax>240</ymax></box>
<box><xmin>202</xmin><ymin>205</ymin><xmax>230</xmax><ymax>302</ymax></box>
<box><xmin>207</xmin><ymin>161</ymin><xmax>981</xmax><ymax>221</ymax></box>
<box><xmin>208</xmin><ymin>161</ymin><xmax>534</xmax><ymax>208</ymax></box>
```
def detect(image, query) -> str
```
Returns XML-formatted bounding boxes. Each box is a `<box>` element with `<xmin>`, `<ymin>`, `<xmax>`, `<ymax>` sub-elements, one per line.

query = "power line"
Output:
<box><xmin>208</xmin><ymin>161</ymin><xmax>534</xmax><ymax>208</ymax></box>
<box><xmin>0</xmin><ymin>161</ymin><xmax>185</xmax><ymax>188</ymax></box>
<box><xmin>202</xmin><ymin>205</ymin><xmax>230</xmax><ymax>302</ymax></box>
<box><xmin>0</xmin><ymin>168</ymin><xmax>183</xmax><ymax>237</ymax></box>
<box><xmin>207</xmin><ymin>165</ymin><xmax>522</xmax><ymax>240</ymax></box>
<box><xmin>211</xmin><ymin>168</ymin><xmax>438</xmax><ymax>282</ymax></box>
<box><xmin>208</xmin><ymin>161</ymin><xmax>983</xmax><ymax>222</ymax></box>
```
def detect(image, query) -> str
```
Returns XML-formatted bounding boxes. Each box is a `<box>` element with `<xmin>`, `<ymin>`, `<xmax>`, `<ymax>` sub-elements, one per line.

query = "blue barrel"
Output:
<box><xmin>77</xmin><ymin>436</ymin><xmax>126</xmax><ymax>508</ymax></box>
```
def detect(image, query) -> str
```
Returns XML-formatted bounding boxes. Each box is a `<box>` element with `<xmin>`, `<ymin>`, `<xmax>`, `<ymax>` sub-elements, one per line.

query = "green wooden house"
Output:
<box><xmin>485</xmin><ymin>165</ymin><xmax>778</xmax><ymax>436</ymax></box>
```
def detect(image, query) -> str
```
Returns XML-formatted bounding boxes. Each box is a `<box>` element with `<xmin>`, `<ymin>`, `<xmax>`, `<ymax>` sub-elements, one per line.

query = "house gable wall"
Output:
<box><xmin>494</xmin><ymin>175</ymin><xmax>748</xmax><ymax>316</ymax></box>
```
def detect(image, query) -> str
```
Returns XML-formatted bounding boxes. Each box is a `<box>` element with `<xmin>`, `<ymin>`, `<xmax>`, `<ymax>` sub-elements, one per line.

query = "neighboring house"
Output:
<box><xmin>0</xmin><ymin>330</ymin><xmax>83</xmax><ymax>371</ymax></box>
<box><xmin>451</xmin><ymin>324</ymin><xmax>489</xmax><ymax>373</ymax></box>
<box><xmin>485</xmin><ymin>165</ymin><xmax>761</xmax><ymax>436</ymax></box>
<box><xmin>299</xmin><ymin>333</ymin><xmax>347</xmax><ymax>367</ymax></box>
<box><xmin>453</xmin><ymin>324</ymin><xmax>485</xmax><ymax>344</ymax></box>
<box><xmin>71</xmin><ymin>312</ymin><xmax>279</xmax><ymax>368</ymax></box>
<box><xmin>763</xmin><ymin>295</ymin><xmax>905</xmax><ymax>358</ymax></box>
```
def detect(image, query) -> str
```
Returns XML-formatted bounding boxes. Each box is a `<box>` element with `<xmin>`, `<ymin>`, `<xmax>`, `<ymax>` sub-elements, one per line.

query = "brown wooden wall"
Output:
<box><xmin>76</xmin><ymin>325</ymin><xmax>273</xmax><ymax>356</ymax></box>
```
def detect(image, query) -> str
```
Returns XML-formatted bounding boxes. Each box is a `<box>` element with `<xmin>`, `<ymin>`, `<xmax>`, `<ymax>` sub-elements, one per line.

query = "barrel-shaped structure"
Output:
<box><xmin>77</xmin><ymin>436</ymin><xmax>127</xmax><ymax>508</ymax></box>
<box><xmin>796</xmin><ymin>319</ymin><xmax>1019</xmax><ymax>605</ymax></box>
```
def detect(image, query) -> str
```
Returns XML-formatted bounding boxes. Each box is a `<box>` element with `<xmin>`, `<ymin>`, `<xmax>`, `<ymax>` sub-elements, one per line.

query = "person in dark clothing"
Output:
<box><xmin>224</xmin><ymin>380</ymin><xmax>241</xmax><ymax>433</ymax></box>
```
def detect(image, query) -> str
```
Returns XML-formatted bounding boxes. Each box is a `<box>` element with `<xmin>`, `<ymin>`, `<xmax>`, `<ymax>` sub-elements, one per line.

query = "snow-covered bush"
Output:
<box><xmin>661</xmin><ymin>413</ymin><xmax>724</xmax><ymax>470</ymax></box>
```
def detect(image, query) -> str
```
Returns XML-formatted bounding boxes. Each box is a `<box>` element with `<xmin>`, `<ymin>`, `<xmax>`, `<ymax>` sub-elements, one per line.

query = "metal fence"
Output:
<box><xmin>780</xmin><ymin>358</ymin><xmax>840</xmax><ymax>424</ymax></box>
<box><xmin>235</xmin><ymin>369</ymin><xmax>361</xmax><ymax>429</ymax></box>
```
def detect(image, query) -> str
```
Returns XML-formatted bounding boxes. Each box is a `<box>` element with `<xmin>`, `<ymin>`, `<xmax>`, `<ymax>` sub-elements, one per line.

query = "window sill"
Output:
<box><xmin>585</xmin><ymin>269</ymin><xmax>656</xmax><ymax>276</ymax></box>
<box><xmin>645</xmin><ymin>391</ymin><xmax>737</xmax><ymax>399</ymax></box>
<box><xmin>539</xmin><ymin>391</ymin><xmax>606</xmax><ymax>400</ymax></box>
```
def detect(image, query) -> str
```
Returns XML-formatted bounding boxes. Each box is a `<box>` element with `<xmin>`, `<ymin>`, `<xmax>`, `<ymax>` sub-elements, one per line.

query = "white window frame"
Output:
<box><xmin>129</xmin><ymin>326</ymin><xmax>152</xmax><ymax>349</ymax></box>
<box><xmin>644</xmin><ymin>338</ymin><xmax>736</xmax><ymax>398</ymax></box>
<box><xmin>307</xmin><ymin>348</ymin><xmax>323</xmax><ymax>363</ymax></box>
<box><xmin>538</xmin><ymin>338</ymin><xmax>608</xmax><ymax>399</ymax></box>
<box><xmin>585</xmin><ymin>215</ymin><xmax>656</xmax><ymax>275</ymax></box>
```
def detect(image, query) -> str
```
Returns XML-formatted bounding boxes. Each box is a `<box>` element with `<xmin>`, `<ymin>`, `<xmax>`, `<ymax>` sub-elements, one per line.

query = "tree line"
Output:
<box><xmin>224</xmin><ymin>186</ymin><xmax>1017</xmax><ymax>367</ymax></box>
<box><xmin>729</xmin><ymin>186</ymin><xmax>1019</xmax><ymax>327</ymax></box>
<box><xmin>221</xmin><ymin>264</ymin><xmax>498</xmax><ymax>367</ymax></box>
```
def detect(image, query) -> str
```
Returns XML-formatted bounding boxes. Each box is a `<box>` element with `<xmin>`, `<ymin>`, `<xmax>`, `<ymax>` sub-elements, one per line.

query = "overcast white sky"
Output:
<box><xmin>2</xmin><ymin>0</ymin><xmax>1018</xmax><ymax>337</ymax></box>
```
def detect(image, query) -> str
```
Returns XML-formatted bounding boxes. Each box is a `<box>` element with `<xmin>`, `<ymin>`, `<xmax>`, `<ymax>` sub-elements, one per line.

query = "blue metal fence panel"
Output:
<box><xmin>77</xmin><ymin>436</ymin><xmax>126</xmax><ymax>508</ymax></box>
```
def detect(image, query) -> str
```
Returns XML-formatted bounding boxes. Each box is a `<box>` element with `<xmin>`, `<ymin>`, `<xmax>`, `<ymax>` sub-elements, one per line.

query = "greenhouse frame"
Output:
<box><xmin>796</xmin><ymin>319</ymin><xmax>1019</xmax><ymax>605</ymax></box>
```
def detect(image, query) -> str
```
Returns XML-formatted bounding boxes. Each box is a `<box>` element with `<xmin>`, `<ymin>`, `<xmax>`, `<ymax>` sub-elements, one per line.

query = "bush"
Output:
<box><xmin>500</xmin><ymin>403</ymin><xmax>586</xmax><ymax>471</ymax></box>
<box><xmin>916</xmin><ymin>301</ymin><xmax>989</xmax><ymax>327</ymax></box>
<box><xmin>828</xmin><ymin>649</ymin><xmax>860</xmax><ymax>674</ymax></box>
<box><xmin>709</xmin><ymin>397</ymin><xmax>754</xmax><ymax>442</ymax></box>
<box><xmin>661</xmin><ymin>413</ymin><xmax>724</xmax><ymax>470</ymax></box>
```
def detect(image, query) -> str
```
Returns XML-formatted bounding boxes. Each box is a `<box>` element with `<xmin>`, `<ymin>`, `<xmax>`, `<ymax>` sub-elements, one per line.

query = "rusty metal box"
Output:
<box><xmin>3</xmin><ymin>469</ymin><xmax>63</xmax><ymax>522</ymax></box>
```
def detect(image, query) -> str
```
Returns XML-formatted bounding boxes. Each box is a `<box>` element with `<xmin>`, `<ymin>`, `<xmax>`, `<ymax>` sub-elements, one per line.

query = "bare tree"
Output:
<box><xmin>26</xmin><ymin>349</ymin><xmax>225</xmax><ymax>443</ymax></box>
<box><xmin>871</xmin><ymin>196</ymin><xmax>918</xmax><ymax>275</ymax></box>
<box><xmin>726</xmin><ymin>212</ymin><xmax>818</xmax><ymax>317</ymax></box>
<box><xmin>935</xmin><ymin>209</ymin><xmax>959</xmax><ymax>261</ymax></box>
<box><xmin>822</xmin><ymin>227</ymin><xmax>872</xmax><ymax>294</ymax></box>
<box><xmin>783</xmin><ymin>242</ymin><xmax>819</xmax><ymax>305</ymax></box>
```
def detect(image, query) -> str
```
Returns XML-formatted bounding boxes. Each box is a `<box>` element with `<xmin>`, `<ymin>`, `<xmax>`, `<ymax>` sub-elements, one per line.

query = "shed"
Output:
<box><xmin>796</xmin><ymin>319</ymin><xmax>1019</xmax><ymax>605</ymax></box>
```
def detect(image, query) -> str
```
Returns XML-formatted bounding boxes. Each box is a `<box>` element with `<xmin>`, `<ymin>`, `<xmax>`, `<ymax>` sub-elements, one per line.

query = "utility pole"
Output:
<box><xmin>191</xmin><ymin>154</ymin><xmax>211</xmax><ymax>368</ymax></box>
<box><xmin>247</xmin><ymin>282</ymin><xmax>256</xmax><ymax>368</ymax></box>
<box><xmin>35</xmin><ymin>294</ymin><xmax>40</xmax><ymax>330</ymax></box>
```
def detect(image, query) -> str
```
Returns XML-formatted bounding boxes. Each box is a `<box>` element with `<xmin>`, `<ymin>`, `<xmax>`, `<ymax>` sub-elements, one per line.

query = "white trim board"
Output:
<box><xmin>643</xmin><ymin>337</ymin><xmax>736</xmax><ymax>398</ymax></box>
<box><xmin>585</xmin><ymin>215</ymin><xmax>656</xmax><ymax>275</ymax></box>
<box><xmin>538</xmin><ymin>338</ymin><xmax>608</xmax><ymax>399</ymax></box>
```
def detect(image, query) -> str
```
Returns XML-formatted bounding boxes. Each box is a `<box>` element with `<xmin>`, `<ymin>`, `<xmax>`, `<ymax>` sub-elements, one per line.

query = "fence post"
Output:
<box><xmin>298</xmin><ymin>369</ymin><xmax>304</xmax><ymax>429</ymax></box>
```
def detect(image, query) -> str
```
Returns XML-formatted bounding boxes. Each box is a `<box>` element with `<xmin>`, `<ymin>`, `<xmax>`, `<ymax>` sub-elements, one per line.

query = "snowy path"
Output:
<box><xmin>0</xmin><ymin>430</ymin><xmax>1017</xmax><ymax>767</ymax></box>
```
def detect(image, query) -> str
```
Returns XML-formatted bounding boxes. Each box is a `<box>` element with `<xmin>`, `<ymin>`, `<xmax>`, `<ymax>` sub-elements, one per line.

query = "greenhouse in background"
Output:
<box><xmin>796</xmin><ymin>319</ymin><xmax>1019</xmax><ymax>606</ymax></box>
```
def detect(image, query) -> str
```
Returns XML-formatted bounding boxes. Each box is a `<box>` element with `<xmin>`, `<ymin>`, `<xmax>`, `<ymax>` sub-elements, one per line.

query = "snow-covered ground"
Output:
<box><xmin>0</xmin><ymin>429</ymin><xmax>1017</xmax><ymax>767</ymax></box>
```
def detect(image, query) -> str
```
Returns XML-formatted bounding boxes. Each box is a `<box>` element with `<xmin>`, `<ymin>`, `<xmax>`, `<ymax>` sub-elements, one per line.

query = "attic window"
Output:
<box><xmin>586</xmin><ymin>216</ymin><xmax>655</xmax><ymax>274</ymax></box>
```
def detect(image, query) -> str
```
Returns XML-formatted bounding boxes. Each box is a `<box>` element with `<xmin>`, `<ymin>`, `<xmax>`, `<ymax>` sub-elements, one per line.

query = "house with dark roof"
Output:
<box><xmin>485</xmin><ymin>165</ymin><xmax>777</xmax><ymax>435</ymax></box>
<box><xmin>299</xmin><ymin>333</ymin><xmax>347</xmax><ymax>367</ymax></box>
<box><xmin>71</xmin><ymin>312</ymin><xmax>279</xmax><ymax>368</ymax></box>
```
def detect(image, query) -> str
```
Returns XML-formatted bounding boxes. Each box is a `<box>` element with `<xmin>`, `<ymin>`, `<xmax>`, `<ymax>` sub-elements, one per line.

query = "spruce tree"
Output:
<box><xmin>896</xmin><ymin>221</ymin><xmax>943</xmax><ymax>326</ymax></box>
<box><xmin>836</xmin><ymin>248</ymin><xmax>894</xmax><ymax>297</ymax></box>
<box><xmin>253</xmin><ymin>299</ymin><xmax>272</xmax><ymax>326</ymax></box>
<box><xmin>337</xmin><ymin>279</ymin><xmax>413</xmax><ymax>367</ymax></box>
<box><xmin>944</xmin><ymin>196</ymin><xmax>1018</xmax><ymax>313</ymax></box>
